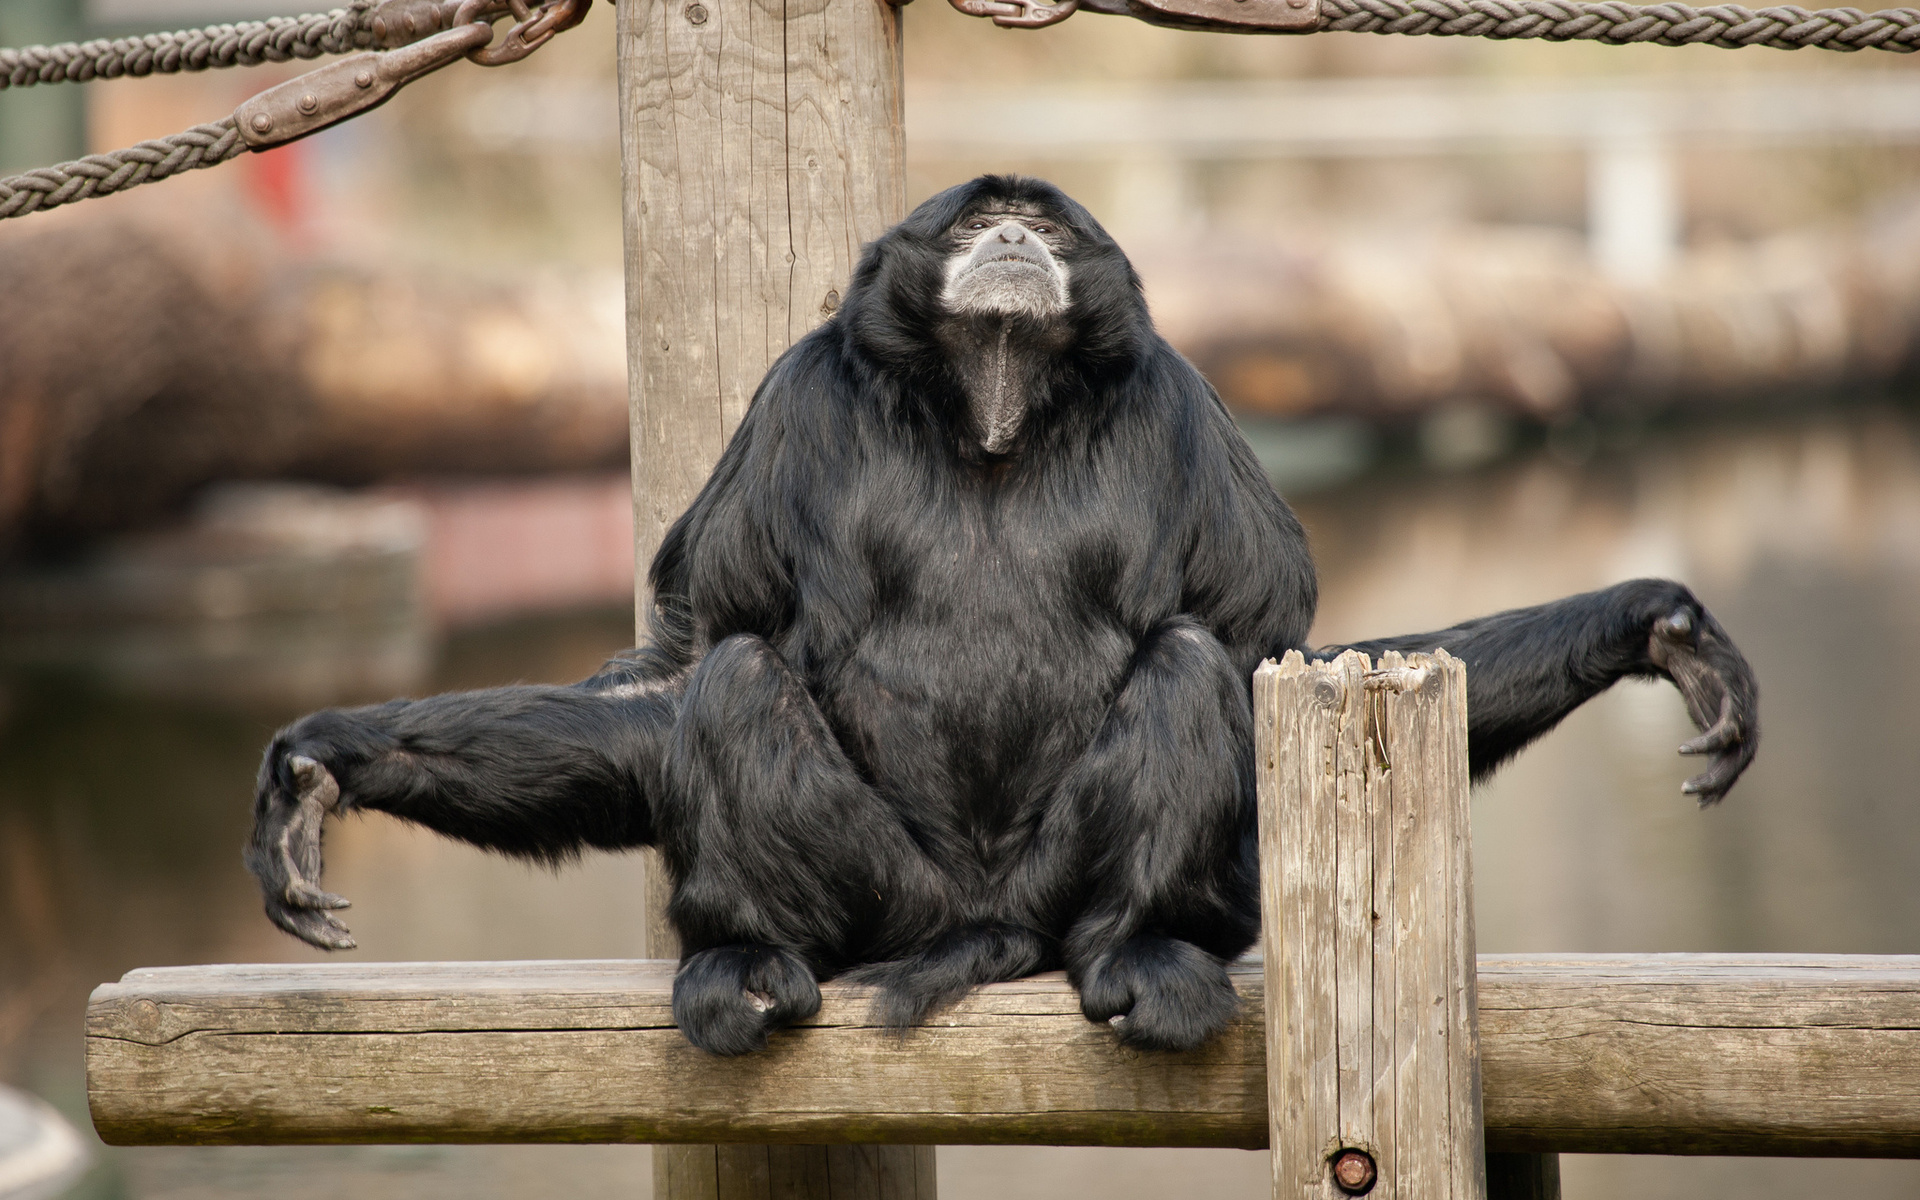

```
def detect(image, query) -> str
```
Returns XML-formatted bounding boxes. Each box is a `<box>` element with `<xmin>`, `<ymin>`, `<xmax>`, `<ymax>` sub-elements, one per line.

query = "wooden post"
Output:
<box><xmin>1256</xmin><ymin>649</ymin><xmax>1486</xmax><ymax>1200</ymax></box>
<box><xmin>614</xmin><ymin>0</ymin><xmax>915</xmax><ymax>1192</ymax></box>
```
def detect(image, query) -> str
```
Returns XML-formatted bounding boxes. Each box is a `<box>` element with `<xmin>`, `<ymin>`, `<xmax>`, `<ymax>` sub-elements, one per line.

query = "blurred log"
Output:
<box><xmin>0</xmin><ymin>220</ymin><xmax>627</xmax><ymax>553</ymax></box>
<box><xmin>1142</xmin><ymin>215</ymin><xmax>1920</xmax><ymax>422</ymax></box>
<box><xmin>11</xmin><ymin>206</ymin><xmax>1920</xmax><ymax>552</ymax></box>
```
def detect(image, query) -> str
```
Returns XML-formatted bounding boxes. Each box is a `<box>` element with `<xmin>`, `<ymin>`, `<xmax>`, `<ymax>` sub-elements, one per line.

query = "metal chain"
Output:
<box><xmin>1316</xmin><ymin>0</ymin><xmax>1920</xmax><ymax>49</ymax></box>
<box><xmin>0</xmin><ymin>2</ymin><xmax>379</xmax><ymax>91</ymax></box>
<box><xmin>0</xmin><ymin>118</ymin><xmax>247</xmax><ymax>218</ymax></box>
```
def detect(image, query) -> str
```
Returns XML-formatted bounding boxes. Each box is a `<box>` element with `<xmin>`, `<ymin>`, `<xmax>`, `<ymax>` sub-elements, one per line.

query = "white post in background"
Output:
<box><xmin>1588</xmin><ymin>128</ymin><xmax>1679</xmax><ymax>285</ymax></box>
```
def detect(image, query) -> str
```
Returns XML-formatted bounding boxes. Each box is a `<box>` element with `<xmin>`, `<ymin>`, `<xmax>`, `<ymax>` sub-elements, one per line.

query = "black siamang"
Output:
<box><xmin>247</xmin><ymin>175</ymin><xmax>1757</xmax><ymax>1056</ymax></box>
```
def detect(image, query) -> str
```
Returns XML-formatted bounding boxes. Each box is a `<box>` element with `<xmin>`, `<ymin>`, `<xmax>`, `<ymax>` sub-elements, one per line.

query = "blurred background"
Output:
<box><xmin>5</xmin><ymin>0</ymin><xmax>1920</xmax><ymax>1196</ymax></box>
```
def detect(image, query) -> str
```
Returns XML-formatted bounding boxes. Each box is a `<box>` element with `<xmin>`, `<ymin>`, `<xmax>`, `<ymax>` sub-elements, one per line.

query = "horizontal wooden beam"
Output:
<box><xmin>87</xmin><ymin>954</ymin><xmax>1920</xmax><ymax>1157</ymax></box>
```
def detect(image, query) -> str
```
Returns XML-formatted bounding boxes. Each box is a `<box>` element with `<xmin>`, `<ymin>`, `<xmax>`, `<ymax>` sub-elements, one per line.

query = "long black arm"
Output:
<box><xmin>244</xmin><ymin>649</ymin><xmax>683</xmax><ymax>949</ymax></box>
<box><xmin>1318</xmin><ymin>578</ymin><xmax>1758</xmax><ymax>802</ymax></box>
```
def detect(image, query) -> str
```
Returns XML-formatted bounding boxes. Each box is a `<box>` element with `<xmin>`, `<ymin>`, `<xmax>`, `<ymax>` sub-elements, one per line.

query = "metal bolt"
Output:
<box><xmin>250</xmin><ymin>112</ymin><xmax>274</xmax><ymax>133</ymax></box>
<box><xmin>1331</xmin><ymin>1150</ymin><xmax>1377</xmax><ymax>1196</ymax></box>
<box><xmin>355</xmin><ymin>68</ymin><xmax>376</xmax><ymax>88</ymax></box>
<box><xmin>297</xmin><ymin>93</ymin><xmax>320</xmax><ymax>114</ymax></box>
<box><xmin>685</xmin><ymin>3</ymin><xmax>709</xmax><ymax>22</ymax></box>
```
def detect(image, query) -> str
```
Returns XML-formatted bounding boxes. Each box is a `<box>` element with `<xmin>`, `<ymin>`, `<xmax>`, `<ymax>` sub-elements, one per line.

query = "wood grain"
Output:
<box><xmin>616</xmin><ymin>0</ymin><xmax>907</xmax><ymax>1188</ymax></box>
<box><xmin>85</xmin><ymin>956</ymin><xmax>1920</xmax><ymax>1156</ymax></box>
<box><xmin>618</xmin><ymin>0</ymin><xmax>905</xmax><ymax>625</ymax></box>
<box><xmin>1258</xmin><ymin>650</ymin><xmax>1486</xmax><ymax>1199</ymax></box>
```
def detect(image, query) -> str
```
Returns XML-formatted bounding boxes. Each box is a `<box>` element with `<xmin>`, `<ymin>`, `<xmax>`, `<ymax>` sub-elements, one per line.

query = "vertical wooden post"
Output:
<box><xmin>615</xmin><ymin>0</ymin><xmax>919</xmax><ymax>1194</ymax></box>
<box><xmin>1256</xmin><ymin>649</ymin><xmax>1486</xmax><ymax>1200</ymax></box>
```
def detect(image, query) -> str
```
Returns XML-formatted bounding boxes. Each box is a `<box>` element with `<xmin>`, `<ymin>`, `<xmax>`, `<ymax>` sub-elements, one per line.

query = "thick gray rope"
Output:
<box><xmin>1317</xmin><ymin>0</ymin><xmax>1920</xmax><ymax>49</ymax></box>
<box><xmin>0</xmin><ymin>118</ymin><xmax>247</xmax><ymax>218</ymax></box>
<box><xmin>0</xmin><ymin>1</ymin><xmax>378</xmax><ymax>90</ymax></box>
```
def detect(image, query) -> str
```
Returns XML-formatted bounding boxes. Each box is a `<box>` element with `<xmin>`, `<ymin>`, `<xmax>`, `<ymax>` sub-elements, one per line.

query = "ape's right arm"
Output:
<box><xmin>245</xmin><ymin>653</ymin><xmax>684</xmax><ymax>949</ymax></box>
<box><xmin>246</xmin><ymin>384</ymin><xmax>801</xmax><ymax>951</ymax></box>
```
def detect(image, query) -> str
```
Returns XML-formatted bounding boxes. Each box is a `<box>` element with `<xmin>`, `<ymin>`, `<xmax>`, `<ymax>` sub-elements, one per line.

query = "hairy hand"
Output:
<box><xmin>243</xmin><ymin>753</ymin><xmax>357</xmax><ymax>950</ymax></box>
<box><xmin>1647</xmin><ymin>604</ymin><xmax>1759</xmax><ymax>805</ymax></box>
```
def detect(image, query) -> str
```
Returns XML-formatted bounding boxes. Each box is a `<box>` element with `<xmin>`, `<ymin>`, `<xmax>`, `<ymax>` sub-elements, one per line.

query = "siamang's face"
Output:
<box><xmin>939</xmin><ymin>200</ymin><xmax>1074</xmax><ymax>321</ymax></box>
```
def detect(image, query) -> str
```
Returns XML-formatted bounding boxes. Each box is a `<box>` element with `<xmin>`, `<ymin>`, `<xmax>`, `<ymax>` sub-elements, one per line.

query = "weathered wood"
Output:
<box><xmin>1486</xmin><ymin>1154</ymin><xmax>1560</xmax><ymax>1200</ymax></box>
<box><xmin>616</xmin><ymin>0</ymin><xmax>907</xmax><ymax>1189</ymax></box>
<box><xmin>1258</xmin><ymin>650</ymin><xmax>1486</xmax><ymax>1200</ymax></box>
<box><xmin>84</xmin><ymin>955</ymin><xmax>1920</xmax><ymax>1156</ymax></box>
<box><xmin>618</xmin><ymin>0</ymin><xmax>906</xmax><ymax>621</ymax></box>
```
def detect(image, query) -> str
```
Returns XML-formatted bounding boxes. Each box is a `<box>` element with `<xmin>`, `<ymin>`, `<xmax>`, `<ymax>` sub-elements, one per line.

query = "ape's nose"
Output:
<box><xmin>996</xmin><ymin>223</ymin><xmax>1027</xmax><ymax>243</ymax></box>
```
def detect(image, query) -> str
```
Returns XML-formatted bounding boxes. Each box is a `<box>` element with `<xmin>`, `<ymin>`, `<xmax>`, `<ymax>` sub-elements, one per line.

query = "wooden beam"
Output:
<box><xmin>1258</xmin><ymin>650</ymin><xmax>1486</xmax><ymax>1199</ymax></box>
<box><xmin>86</xmin><ymin>955</ymin><xmax>1920</xmax><ymax>1156</ymax></box>
<box><xmin>616</xmin><ymin>0</ymin><xmax>908</xmax><ymax>1188</ymax></box>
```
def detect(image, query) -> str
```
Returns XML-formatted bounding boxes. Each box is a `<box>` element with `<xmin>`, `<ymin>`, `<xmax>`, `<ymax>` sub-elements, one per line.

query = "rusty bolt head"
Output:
<box><xmin>250</xmin><ymin>112</ymin><xmax>274</xmax><ymax>133</ymax></box>
<box><xmin>297</xmin><ymin>93</ymin><xmax>320</xmax><ymax>114</ymax></box>
<box><xmin>685</xmin><ymin>3</ymin><xmax>709</xmax><ymax>22</ymax></box>
<box><xmin>355</xmin><ymin>68</ymin><xmax>376</xmax><ymax>88</ymax></box>
<box><xmin>1332</xmin><ymin>1150</ymin><xmax>1377</xmax><ymax>1196</ymax></box>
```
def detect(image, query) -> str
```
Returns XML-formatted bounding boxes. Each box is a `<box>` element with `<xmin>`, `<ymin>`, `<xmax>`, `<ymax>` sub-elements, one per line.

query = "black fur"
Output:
<box><xmin>247</xmin><ymin>176</ymin><xmax>1758</xmax><ymax>1055</ymax></box>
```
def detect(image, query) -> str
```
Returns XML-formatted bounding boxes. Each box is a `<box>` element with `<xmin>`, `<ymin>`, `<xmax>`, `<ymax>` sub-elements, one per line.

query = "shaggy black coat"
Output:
<box><xmin>248</xmin><ymin>176</ymin><xmax>1758</xmax><ymax>1055</ymax></box>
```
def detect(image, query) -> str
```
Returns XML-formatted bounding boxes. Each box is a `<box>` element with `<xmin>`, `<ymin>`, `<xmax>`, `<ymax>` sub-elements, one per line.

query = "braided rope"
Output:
<box><xmin>0</xmin><ymin>1</ymin><xmax>378</xmax><ymax>90</ymax></box>
<box><xmin>1317</xmin><ymin>0</ymin><xmax>1920</xmax><ymax>49</ymax></box>
<box><xmin>0</xmin><ymin>118</ymin><xmax>247</xmax><ymax>219</ymax></box>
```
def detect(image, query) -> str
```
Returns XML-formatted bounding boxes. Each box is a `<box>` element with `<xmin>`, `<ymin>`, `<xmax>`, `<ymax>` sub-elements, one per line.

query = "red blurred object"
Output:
<box><xmin>245</xmin><ymin>141</ymin><xmax>307</xmax><ymax>236</ymax></box>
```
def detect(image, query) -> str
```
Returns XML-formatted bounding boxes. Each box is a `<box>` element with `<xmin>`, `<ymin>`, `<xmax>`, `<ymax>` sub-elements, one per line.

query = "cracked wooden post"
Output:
<box><xmin>1256</xmin><ymin>649</ymin><xmax>1487</xmax><ymax>1200</ymax></box>
<box><xmin>615</xmin><ymin>0</ymin><xmax>919</xmax><ymax>1193</ymax></box>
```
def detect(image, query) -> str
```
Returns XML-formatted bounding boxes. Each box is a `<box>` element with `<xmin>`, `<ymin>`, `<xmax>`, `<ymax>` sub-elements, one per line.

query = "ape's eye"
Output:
<box><xmin>965</xmin><ymin>219</ymin><xmax>990</xmax><ymax>231</ymax></box>
<box><xmin>1032</xmin><ymin>223</ymin><xmax>1056</xmax><ymax>235</ymax></box>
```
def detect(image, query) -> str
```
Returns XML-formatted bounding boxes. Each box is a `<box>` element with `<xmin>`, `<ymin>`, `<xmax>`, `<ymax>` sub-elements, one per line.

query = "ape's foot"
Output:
<box><xmin>244</xmin><ymin>754</ymin><xmax>357</xmax><ymax>950</ymax></box>
<box><xmin>1075</xmin><ymin>935</ymin><xmax>1239</xmax><ymax>1052</ymax></box>
<box><xmin>1646</xmin><ymin>599</ymin><xmax>1759</xmax><ymax>806</ymax></box>
<box><xmin>672</xmin><ymin>944</ymin><xmax>822</xmax><ymax>1056</ymax></box>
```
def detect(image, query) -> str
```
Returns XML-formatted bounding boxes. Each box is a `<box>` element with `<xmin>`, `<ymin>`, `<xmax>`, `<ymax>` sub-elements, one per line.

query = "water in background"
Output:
<box><xmin>5</xmin><ymin>407</ymin><xmax>1920</xmax><ymax>1199</ymax></box>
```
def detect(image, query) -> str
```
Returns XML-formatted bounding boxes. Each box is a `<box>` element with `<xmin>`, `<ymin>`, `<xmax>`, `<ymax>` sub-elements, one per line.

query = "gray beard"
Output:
<box><xmin>942</xmin><ymin>260</ymin><xmax>1068</xmax><ymax>321</ymax></box>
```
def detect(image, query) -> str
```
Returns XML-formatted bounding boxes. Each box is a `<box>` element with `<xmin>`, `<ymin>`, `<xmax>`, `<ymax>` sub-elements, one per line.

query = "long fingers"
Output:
<box><xmin>265</xmin><ymin>898</ymin><xmax>359</xmax><ymax>951</ymax></box>
<box><xmin>250</xmin><ymin>754</ymin><xmax>358</xmax><ymax>950</ymax></box>
<box><xmin>1681</xmin><ymin>740</ymin><xmax>1754</xmax><ymax>806</ymax></box>
<box><xmin>1650</xmin><ymin>605</ymin><xmax>1759</xmax><ymax>806</ymax></box>
<box><xmin>1678</xmin><ymin>694</ymin><xmax>1740</xmax><ymax>756</ymax></box>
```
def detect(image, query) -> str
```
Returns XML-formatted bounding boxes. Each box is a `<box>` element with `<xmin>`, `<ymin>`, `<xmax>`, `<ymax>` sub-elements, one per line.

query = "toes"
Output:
<box><xmin>673</xmin><ymin>945</ymin><xmax>820</xmax><ymax>1056</ymax></box>
<box><xmin>1078</xmin><ymin>936</ymin><xmax>1239</xmax><ymax>1053</ymax></box>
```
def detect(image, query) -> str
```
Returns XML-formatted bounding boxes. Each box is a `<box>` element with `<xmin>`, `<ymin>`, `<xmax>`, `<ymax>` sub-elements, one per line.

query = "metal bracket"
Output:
<box><xmin>1125</xmin><ymin>0</ymin><xmax>1319</xmax><ymax>29</ymax></box>
<box><xmin>951</xmin><ymin>0</ymin><xmax>1318</xmax><ymax>30</ymax></box>
<box><xmin>235</xmin><ymin>22</ymin><xmax>494</xmax><ymax>150</ymax></box>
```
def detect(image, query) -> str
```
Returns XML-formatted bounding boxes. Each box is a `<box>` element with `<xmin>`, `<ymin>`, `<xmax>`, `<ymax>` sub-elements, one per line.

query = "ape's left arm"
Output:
<box><xmin>1320</xmin><ymin>578</ymin><xmax>1757</xmax><ymax>803</ymax></box>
